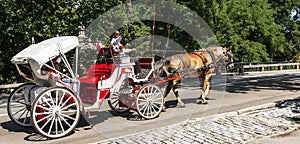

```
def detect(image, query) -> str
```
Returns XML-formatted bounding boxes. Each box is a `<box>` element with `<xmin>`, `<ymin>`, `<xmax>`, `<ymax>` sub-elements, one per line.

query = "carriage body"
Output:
<box><xmin>7</xmin><ymin>36</ymin><xmax>164</xmax><ymax>139</ymax></box>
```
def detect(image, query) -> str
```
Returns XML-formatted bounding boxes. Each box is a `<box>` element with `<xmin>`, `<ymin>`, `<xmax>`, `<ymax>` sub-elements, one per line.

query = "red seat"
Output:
<box><xmin>78</xmin><ymin>64</ymin><xmax>116</xmax><ymax>103</ymax></box>
<box><xmin>98</xmin><ymin>47</ymin><xmax>113</xmax><ymax>57</ymax></box>
<box><xmin>139</xmin><ymin>58</ymin><xmax>153</xmax><ymax>69</ymax></box>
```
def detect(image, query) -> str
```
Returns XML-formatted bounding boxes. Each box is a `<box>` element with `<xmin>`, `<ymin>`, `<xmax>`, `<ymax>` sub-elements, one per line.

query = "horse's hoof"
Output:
<box><xmin>202</xmin><ymin>101</ymin><xmax>208</xmax><ymax>105</ymax></box>
<box><xmin>197</xmin><ymin>100</ymin><xmax>208</xmax><ymax>105</ymax></box>
<box><xmin>176</xmin><ymin>104</ymin><xmax>185</xmax><ymax>108</ymax></box>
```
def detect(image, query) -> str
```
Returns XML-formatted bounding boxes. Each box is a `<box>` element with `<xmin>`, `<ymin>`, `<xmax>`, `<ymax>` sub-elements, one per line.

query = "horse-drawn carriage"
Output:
<box><xmin>7</xmin><ymin>36</ymin><xmax>164</xmax><ymax>138</ymax></box>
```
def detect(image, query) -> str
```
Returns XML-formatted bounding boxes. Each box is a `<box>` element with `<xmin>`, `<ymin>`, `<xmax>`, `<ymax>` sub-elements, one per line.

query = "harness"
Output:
<box><xmin>191</xmin><ymin>52</ymin><xmax>208</xmax><ymax>64</ymax></box>
<box><xmin>192</xmin><ymin>48</ymin><xmax>216</xmax><ymax>73</ymax></box>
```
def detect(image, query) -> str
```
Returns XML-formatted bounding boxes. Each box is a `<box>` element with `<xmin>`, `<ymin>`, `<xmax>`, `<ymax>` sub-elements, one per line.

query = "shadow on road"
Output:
<box><xmin>226</xmin><ymin>74</ymin><xmax>300</xmax><ymax>94</ymax></box>
<box><xmin>275</xmin><ymin>96</ymin><xmax>300</xmax><ymax>124</ymax></box>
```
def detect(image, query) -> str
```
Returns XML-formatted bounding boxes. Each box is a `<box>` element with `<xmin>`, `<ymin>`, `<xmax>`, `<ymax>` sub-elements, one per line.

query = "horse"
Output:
<box><xmin>153</xmin><ymin>47</ymin><xmax>231</xmax><ymax>109</ymax></box>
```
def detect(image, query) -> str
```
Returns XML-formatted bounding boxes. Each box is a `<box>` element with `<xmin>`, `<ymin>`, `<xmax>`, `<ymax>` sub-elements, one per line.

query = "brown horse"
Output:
<box><xmin>153</xmin><ymin>47</ymin><xmax>230</xmax><ymax>108</ymax></box>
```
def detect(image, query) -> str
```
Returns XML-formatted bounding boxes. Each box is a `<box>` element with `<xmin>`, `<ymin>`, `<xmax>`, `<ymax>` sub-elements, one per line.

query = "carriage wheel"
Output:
<box><xmin>7</xmin><ymin>83</ymin><xmax>35</xmax><ymax>127</ymax></box>
<box><xmin>108</xmin><ymin>79</ymin><xmax>131</xmax><ymax>113</ymax></box>
<box><xmin>136</xmin><ymin>84</ymin><xmax>163</xmax><ymax>119</ymax></box>
<box><xmin>31</xmin><ymin>87</ymin><xmax>80</xmax><ymax>139</ymax></box>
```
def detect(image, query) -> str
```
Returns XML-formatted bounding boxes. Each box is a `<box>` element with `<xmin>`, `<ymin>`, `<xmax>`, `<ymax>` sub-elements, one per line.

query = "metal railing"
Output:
<box><xmin>1</xmin><ymin>62</ymin><xmax>300</xmax><ymax>90</ymax></box>
<box><xmin>229</xmin><ymin>62</ymin><xmax>300</xmax><ymax>74</ymax></box>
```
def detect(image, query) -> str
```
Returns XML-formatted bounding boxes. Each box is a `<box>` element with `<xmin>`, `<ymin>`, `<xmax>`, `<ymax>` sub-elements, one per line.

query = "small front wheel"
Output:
<box><xmin>31</xmin><ymin>87</ymin><xmax>80</xmax><ymax>139</ymax></box>
<box><xmin>136</xmin><ymin>84</ymin><xmax>163</xmax><ymax>119</ymax></box>
<box><xmin>108</xmin><ymin>78</ymin><xmax>132</xmax><ymax>113</ymax></box>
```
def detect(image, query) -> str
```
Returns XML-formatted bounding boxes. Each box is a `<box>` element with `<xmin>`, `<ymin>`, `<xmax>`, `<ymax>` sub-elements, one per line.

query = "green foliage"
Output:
<box><xmin>1</xmin><ymin>0</ymin><xmax>300</xmax><ymax>84</ymax></box>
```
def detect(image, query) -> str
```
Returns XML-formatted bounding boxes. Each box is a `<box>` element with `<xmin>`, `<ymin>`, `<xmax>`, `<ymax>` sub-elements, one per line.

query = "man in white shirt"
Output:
<box><xmin>110</xmin><ymin>30</ymin><xmax>126</xmax><ymax>55</ymax></box>
<box><xmin>110</xmin><ymin>30</ymin><xmax>140</xmax><ymax>77</ymax></box>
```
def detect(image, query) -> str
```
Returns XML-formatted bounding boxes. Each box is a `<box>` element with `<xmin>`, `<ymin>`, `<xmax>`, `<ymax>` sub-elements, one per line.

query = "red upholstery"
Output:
<box><xmin>98</xmin><ymin>47</ymin><xmax>113</xmax><ymax>57</ymax></box>
<box><xmin>78</xmin><ymin>64</ymin><xmax>116</xmax><ymax>103</ymax></box>
<box><xmin>139</xmin><ymin>58</ymin><xmax>153</xmax><ymax>69</ymax></box>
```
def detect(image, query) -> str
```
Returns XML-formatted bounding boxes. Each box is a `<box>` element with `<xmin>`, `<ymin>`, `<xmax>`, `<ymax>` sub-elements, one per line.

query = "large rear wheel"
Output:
<box><xmin>31</xmin><ymin>87</ymin><xmax>80</xmax><ymax>139</ymax></box>
<box><xmin>7</xmin><ymin>83</ymin><xmax>35</xmax><ymax>127</ymax></box>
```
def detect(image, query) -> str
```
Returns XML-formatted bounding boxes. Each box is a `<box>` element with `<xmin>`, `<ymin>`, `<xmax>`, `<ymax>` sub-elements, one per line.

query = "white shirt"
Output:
<box><xmin>110</xmin><ymin>36</ymin><xmax>123</xmax><ymax>48</ymax></box>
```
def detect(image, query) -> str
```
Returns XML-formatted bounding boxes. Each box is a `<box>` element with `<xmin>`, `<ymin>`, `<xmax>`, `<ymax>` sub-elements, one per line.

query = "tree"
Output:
<box><xmin>214</xmin><ymin>0</ymin><xmax>286</xmax><ymax>62</ymax></box>
<box><xmin>269</xmin><ymin>0</ymin><xmax>300</xmax><ymax>60</ymax></box>
<box><xmin>0</xmin><ymin>0</ymin><xmax>79</xmax><ymax>84</ymax></box>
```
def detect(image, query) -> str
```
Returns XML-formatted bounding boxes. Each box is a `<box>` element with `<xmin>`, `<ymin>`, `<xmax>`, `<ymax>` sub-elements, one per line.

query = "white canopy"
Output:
<box><xmin>11</xmin><ymin>36</ymin><xmax>79</xmax><ymax>64</ymax></box>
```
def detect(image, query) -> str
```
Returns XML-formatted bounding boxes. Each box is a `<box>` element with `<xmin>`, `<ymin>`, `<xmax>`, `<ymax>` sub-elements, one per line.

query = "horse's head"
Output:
<box><xmin>222</xmin><ymin>46</ymin><xmax>234</xmax><ymax>63</ymax></box>
<box><xmin>221</xmin><ymin>46</ymin><xmax>234</xmax><ymax>71</ymax></box>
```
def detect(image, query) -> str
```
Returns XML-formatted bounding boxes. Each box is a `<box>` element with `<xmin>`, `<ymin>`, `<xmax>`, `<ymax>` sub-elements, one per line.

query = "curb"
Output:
<box><xmin>235</xmin><ymin>102</ymin><xmax>277</xmax><ymax>115</ymax></box>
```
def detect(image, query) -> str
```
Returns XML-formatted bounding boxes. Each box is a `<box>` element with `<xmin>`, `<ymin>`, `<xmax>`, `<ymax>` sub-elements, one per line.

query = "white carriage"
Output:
<box><xmin>7</xmin><ymin>36</ymin><xmax>164</xmax><ymax>138</ymax></box>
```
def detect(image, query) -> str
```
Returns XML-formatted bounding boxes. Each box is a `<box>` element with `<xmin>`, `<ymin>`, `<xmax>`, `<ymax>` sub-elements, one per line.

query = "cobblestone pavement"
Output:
<box><xmin>95</xmin><ymin>98</ymin><xmax>300</xmax><ymax>144</ymax></box>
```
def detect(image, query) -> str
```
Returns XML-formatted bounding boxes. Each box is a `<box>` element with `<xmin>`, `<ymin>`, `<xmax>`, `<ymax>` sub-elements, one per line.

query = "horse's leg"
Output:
<box><xmin>162</xmin><ymin>81</ymin><xmax>173</xmax><ymax>111</ymax></box>
<box><xmin>172</xmin><ymin>79</ymin><xmax>185</xmax><ymax>107</ymax></box>
<box><xmin>198</xmin><ymin>75</ymin><xmax>211</xmax><ymax>104</ymax></box>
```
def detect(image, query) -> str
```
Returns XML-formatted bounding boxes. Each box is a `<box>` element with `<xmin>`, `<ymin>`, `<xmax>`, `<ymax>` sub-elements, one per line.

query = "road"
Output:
<box><xmin>0</xmin><ymin>71</ymin><xmax>299</xmax><ymax>144</ymax></box>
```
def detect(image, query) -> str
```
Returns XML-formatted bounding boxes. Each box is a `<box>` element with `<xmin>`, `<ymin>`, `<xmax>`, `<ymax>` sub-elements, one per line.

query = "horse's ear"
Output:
<box><xmin>154</xmin><ymin>55</ymin><xmax>164</xmax><ymax>62</ymax></box>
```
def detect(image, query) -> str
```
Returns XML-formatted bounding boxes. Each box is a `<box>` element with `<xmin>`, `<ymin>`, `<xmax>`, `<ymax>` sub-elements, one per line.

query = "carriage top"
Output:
<box><xmin>11</xmin><ymin>36</ymin><xmax>78</xmax><ymax>65</ymax></box>
<box><xmin>11</xmin><ymin>36</ymin><xmax>79</xmax><ymax>80</ymax></box>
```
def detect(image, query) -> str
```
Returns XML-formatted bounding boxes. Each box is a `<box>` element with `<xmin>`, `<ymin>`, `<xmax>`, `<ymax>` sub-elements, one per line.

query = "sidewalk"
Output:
<box><xmin>95</xmin><ymin>97</ymin><xmax>300</xmax><ymax>144</ymax></box>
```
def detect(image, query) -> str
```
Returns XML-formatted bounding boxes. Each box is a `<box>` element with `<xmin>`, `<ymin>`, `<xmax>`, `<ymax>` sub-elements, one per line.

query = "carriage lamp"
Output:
<box><xmin>78</xmin><ymin>26</ymin><xmax>85</xmax><ymax>37</ymax></box>
<box><xmin>100</xmin><ymin>75</ymin><xmax>106</xmax><ymax>87</ymax></box>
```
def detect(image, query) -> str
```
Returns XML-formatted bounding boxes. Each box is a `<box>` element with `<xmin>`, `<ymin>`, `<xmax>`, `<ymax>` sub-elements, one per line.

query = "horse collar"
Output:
<box><xmin>192</xmin><ymin>52</ymin><xmax>208</xmax><ymax>63</ymax></box>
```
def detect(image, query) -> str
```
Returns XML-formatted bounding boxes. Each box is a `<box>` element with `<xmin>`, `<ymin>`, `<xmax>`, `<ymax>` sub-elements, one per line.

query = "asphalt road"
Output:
<box><xmin>0</xmin><ymin>70</ymin><xmax>300</xmax><ymax>144</ymax></box>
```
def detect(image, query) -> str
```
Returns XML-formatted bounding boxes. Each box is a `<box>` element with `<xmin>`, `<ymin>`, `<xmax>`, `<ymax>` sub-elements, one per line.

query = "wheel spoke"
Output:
<box><xmin>61</xmin><ymin>109</ymin><xmax>78</xmax><ymax>114</ymax></box>
<box><xmin>58</xmin><ymin>115</ymin><xmax>71</xmax><ymax>127</ymax></box>
<box><xmin>58</xmin><ymin>91</ymin><xmax>66</xmax><ymax>107</ymax></box>
<box><xmin>113</xmin><ymin>102</ymin><xmax>120</xmax><ymax>109</ymax></box>
<box><xmin>12</xmin><ymin>107</ymin><xmax>26</xmax><ymax>116</ymax></box>
<box><xmin>37</xmin><ymin>114</ymin><xmax>52</xmax><ymax>124</ymax></box>
<box><xmin>22</xmin><ymin>110</ymin><xmax>30</xmax><ymax>124</ymax></box>
<box><xmin>34</xmin><ymin>111</ymin><xmax>52</xmax><ymax>116</ymax></box>
<box><xmin>141</xmin><ymin>89</ymin><xmax>147</xmax><ymax>99</ymax></box>
<box><xmin>48</xmin><ymin>116</ymin><xmax>56</xmax><ymax>135</ymax></box>
<box><xmin>40</xmin><ymin>115</ymin><xmax>54</xmax><ymax>130</ymax></box>
<box><xmin>55</xmin><ymin>90</ymin><xmax>59</xmax><ymax>106</ymax></box>
<box><xmin>111</xmin><ymin>100</ymin><xmax>118</xmax><ymax>105</ymax></box>
<box><xmin>46</xmin><ymin>91</ymin><xmax>55</xmax><ymax>106</ymax></box>
<box><xmin>36</xmin><ymin>104</ymin><xmax>50</xmax><ymax>111</ymax></box>
<box><xmin>149</xmin><ymin>104</ymin><xmax>153</xmax><ymax>116</ymax></box>
<box><xmin>152</xmin><ymin>102</ymin><xmax>160</xmax><ymax>110</ymax></box>
<box><xmin>137</xmin><ymin>100</ymin><xmax>147</xmax><ymax>106</ymax></box>
<box><xmin>137</xmin><ymin>98</ymin><xmax>147</xmax><ymax>102</ymax></box>
<box><xmin>58</xmin><ymin>116</ymin><xmax>65</xmax><ymax>133</ymax></box>
<box><xmin>152</xmin><ymin>96</ymin><xmax>162</xmax><ymax>102</ymax></box>
<box><xmin>12</xmin><ymin>97</ymin><xmax>24</xmax><ymax>103</ymax></box>
<box><xmin>139</xmin><ymin>102</ymin><xmax>147</xmax><ymax>112</ymax></box>
<box><xmin>146</xmin><ymin>104</ymin><xmax>150</xmax><ymax>117</ymax></box>
<box><xmin>17</xmin><ymin>107</ymin><xmax>27</xmax><ymax>120</ymax></box>
<box><xmin>61</xmin><ymin>113</ymin><xmax>76</xmax><ymax>121</ymax></box>
<box><xmin>55</xmin><ymin>117</ymin><xmax>58</xmax><ymax>135</ymax></box>
<box><xmin>61</xmin><ymin>103</ymin><xmax>76</xmax><ymax>111</ymax></box>
<box><xmin>41</xmin><ymin>96</ymin><xmax>54</xmax><ymax>108</ymax></box>
<box><xmin>60</xmin><ymin>96</ymin><xmax>71</xmax><ymax>109</ymax></box>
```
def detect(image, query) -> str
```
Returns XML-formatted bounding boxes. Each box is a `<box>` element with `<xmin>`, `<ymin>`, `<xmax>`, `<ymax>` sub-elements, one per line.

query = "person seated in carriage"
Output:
<box><xmin>40</xmin><ymin>56</ymin><xmax>72</xmax><ymax>87</ymax></box>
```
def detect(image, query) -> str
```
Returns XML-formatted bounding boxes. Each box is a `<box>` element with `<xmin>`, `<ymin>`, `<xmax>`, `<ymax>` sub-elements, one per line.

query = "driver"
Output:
<box><xmin>110</xmin><ymin>30</ymin><xmax>134</xmax><ymax>55</ymax></box>
<box><xmin>110</xmin><ymin>30</ymin><xmax>141</xmax><ymax>78</ymax></box>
